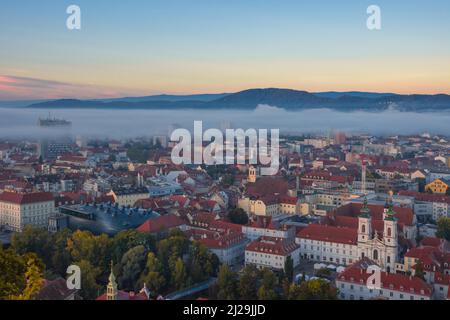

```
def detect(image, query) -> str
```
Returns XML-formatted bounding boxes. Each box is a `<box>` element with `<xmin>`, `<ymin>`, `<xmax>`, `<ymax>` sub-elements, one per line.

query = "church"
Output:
<box><xmin>296</xmin><ymin>198</ymin><xmax>400</xmax><ymax>273</ymax></box>
<box><xmin>96</xmin><ymin>262</ymin><xmax>151</xmax><ymax>300</ymax></box>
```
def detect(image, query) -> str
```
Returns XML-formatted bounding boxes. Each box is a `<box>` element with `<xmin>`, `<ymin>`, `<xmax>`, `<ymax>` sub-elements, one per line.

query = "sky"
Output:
<box><xmin>1</xmin><ymin>0</ymin><xmax>450</xmax><ymax>100</ymax></box>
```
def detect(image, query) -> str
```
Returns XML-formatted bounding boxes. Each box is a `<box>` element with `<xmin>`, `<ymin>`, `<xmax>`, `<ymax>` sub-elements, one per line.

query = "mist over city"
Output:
<box><xmin>2</xmin><ymin>106</ymin><xmax>450</xmax><ymax>139</ymax></box>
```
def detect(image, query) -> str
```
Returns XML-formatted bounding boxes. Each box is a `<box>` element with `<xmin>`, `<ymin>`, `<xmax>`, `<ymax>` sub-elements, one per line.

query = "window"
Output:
<box><xmin>373</xmin><ymin>250</ymin><xmax>378</xmax><ymax>260</ymax></box>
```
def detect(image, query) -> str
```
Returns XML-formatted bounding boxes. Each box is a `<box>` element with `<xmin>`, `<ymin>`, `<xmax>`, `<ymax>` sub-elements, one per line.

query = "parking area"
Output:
<box><xmin>294</xmin><ymin>258</ymin><xmax>342</xmax><ymax>284</ymax></box>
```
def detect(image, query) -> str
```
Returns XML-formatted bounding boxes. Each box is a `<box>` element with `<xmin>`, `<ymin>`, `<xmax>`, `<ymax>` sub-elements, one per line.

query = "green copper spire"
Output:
<box><xmin>359</xmin><ymin>197</ymin><xmax>371</xmax><ymax>218</ymax></box>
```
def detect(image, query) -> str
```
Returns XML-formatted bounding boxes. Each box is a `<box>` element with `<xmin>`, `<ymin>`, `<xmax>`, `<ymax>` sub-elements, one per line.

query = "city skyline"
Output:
<box><xmin>1</xmin><ymin>0</ymin><xmax>450</xmax><ymax>100</ymax></box>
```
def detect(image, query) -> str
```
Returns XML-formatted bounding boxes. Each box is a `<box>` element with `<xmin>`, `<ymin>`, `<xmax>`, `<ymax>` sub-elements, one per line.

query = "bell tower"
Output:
<box><xmin>358</xmin><ymin>197</ymin><xmax>372</xmax><ymax>243</ymax></box>
<box><xmin>107</xmin><ymin>261</ymin><xmax>118</xmax><ymax>300</ymax></box>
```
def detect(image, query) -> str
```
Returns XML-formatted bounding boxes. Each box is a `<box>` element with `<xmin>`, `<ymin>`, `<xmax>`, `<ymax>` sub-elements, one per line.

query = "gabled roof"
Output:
<box><xmin>297</xmin><ymin>224</ymin><xmax>357</xmax><ymax>245</ymax></box>
<box><xmin>246</xmin><ymin>236</ymin><xmax>299</xmax><ymax>256</ymax></box>
<box><xmin>0</xmin><ymin>191</ymin><xmax>54</xmax><ymax>204</ymax></box>
<box><xmin>337</xmin><ymin>259</ymin><xmax>432</xmax><ymax>297</ymax></box>
<box><xmin>137</xmin><ymin>214</ymin><xmax>185</xmax><ymax>233</ymax></box>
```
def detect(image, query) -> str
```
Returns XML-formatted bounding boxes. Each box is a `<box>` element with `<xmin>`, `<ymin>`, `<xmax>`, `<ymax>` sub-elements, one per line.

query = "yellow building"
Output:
<box><xmin>108</xmin><ymin>187</ymin><xmax>149</xmax><ymax>207</ymax></box>
<box><xmin>425</xmin><ymin>178</ymin><xmax>450</xmax><ymax>195</ymax></box>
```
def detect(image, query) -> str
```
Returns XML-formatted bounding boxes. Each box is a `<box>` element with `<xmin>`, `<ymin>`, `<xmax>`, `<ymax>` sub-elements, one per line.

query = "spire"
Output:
<box><xmin>384</xmin><ymin>191</ymin><xmax>397</xmax><ymax>221</ymax></box>
<box><xmin>107</xmin><ymin>260</ymin><xmax>118</xmax><ymax>300</ymax></box>
<box><xmin>359</xmin><ymin>197</ymin><xmax>371</xmax><ymax>218</ymax></box>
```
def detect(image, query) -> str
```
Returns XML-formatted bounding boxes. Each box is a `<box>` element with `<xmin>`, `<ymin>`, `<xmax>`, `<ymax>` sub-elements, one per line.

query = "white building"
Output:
<box><xmin>336</xmin><ymin>258</ymin><xmax>433</xmax><ymax>300</ymax></box>
<box><xmin>296</xmin><ymin>199</ymin><xmax>399</xmax><ymax>273</ymax></box>
<box><xmin>0</xmin><ymin>192</ymin><xmax>55</xmax><ymax>232</ymax></box>
<box><xmin>245</xmin><ymin>236</ymin><xmax>300</xmax><ymax>271</ymax></box>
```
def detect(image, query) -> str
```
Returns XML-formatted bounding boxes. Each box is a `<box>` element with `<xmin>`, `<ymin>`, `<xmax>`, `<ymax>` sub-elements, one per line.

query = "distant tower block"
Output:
<box><xmin>248</xmin><ymin>165</ymin><xmax>257</xmax><ymax>183</ymax></box>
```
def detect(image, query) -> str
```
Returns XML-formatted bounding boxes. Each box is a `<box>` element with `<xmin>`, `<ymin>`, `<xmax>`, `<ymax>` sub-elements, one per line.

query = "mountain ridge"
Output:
<box><xmin>19</xmin><ymin>88</ymin><xmax>450</xmax><ymax>112</ymax></box>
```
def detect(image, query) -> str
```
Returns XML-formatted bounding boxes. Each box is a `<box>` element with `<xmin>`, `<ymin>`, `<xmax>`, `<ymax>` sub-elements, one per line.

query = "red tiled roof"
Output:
<box><xmin>185</xmin><ymin>228</ymin><xmax>246</xmax><ymax>249</ymax></box>
<box><xmin>421</xmin><ymin>237</ymin><xmax>444</xmax><ymax>247</ymax></box>
<box><xmin>399</xmin><ymin>191</ymin><xmax>450</xmax><ymax>204</ymax></box>
<box><xmin>246</xmin><ymin>236</ymin><xmax>299</xmax><ymax>256</ymax></box>
<box><xmin>97</xmin><ymin>290</ymin><xmax>148</xmax><ymax>300</ymax></box>
<box><xmin>0</xmin><ymin>191</ymin><xmax>54</xmax><ymax>204</ymax></box>
<box><xmin>338</xmin><ymin>261</ymin><xmax>432</xmax><ymax>297</ymax></box>
<box><xmin>137</xmin><ymin>214</ymin><xmax>185</xmax><ymax>233</ymax></box>
<box><xmin>246</xmin><ymin>177</ymin><xmax>289</xmax><ymax>197</ymax></box>
<box><xmin>297</xmin><ymin>224</ymin><xmax>357</xmax><ymax>245</ymax></box>
<box><xmin>334</xmin><ymin>203</ymin><xmax>414</xmax><ymax>227</ymax></box>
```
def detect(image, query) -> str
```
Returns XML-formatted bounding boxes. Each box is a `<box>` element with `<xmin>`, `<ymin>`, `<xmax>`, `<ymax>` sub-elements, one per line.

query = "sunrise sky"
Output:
<box><xmin>1</xmin><ymin>0</ymin><xmax>450</xmax><ymax>100</ymax></box>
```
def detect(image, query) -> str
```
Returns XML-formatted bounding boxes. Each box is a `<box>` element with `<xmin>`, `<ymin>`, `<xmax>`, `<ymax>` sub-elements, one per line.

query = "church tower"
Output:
<box><xmin>107</xmin><ymin>261</ymin><xmax>118</xmax><ymax>301</ymax></box>
<box><xmin>358</xmin><ymin>198</ymin><xmax>372</xmax><ymax>243</ymax></box>
<box><xmin>248</xmin><ymin>165</ymin><xmax>257</xmax><ymax>183</ymax></box>
<box><xmin>383</xmin><ymin>205</ymin><xmax>398</xmax><ymax>247</ymax></box>
<box><xmin>383</xmin><ymin>195</ymin><xmax>398</xmax><ymax>273</ymax></box>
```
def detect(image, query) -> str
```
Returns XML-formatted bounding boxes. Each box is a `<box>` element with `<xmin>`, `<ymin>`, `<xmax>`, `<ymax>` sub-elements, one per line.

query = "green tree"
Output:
<box><xmin>139</xmin><ymin>271</ymin><xmax>165</xmax><ymax>295</ymax></box>
<box><xmin>216</xmin><ymin>265</ymin><xmax>238</xmax><ymax>300</ymax></box>
<box><xmin>77</xmin><ymin>259</ymin><xmax>102</xmax><ymax>300</ymax></box>
<box><xmin>13</xmin><ymin>253</ymin><xmax>45</xmax><ymax>300</ymax></box>
<box><xmin>436</xmin><ymin>216</ymin><xmax>450</xmax><ymax>241</ymax></box>
<box><xmin>117</xmin><ymin>245</ymin><xmax>148</xmax><ymax>291</ymax></box>
<box><xmin>284</xmin><ymin>256</ymin><xmax>294</xmax><ymax>282</ymax></box>
<box><xmin>11</xmin><ymin>225</ymin><xmax>53</xmax><ymax>267</ymax></box>
<box><xmin>111</xmin><ymin>230</ymin><xmax>155</xmax><ymax>264</ymax></box>
<box><xmin>289</xmin><ymin>279</ymin><xmax>337</xmax><ymax>300</ymax></box>
<box><xmin>228</xmin><ymin>208</ymin><xmax>249</xmax><ymax>225</ymax></box>
<box><xmin>66</xmin><ymin>230</ymin><xmax>112</xmax><ymax>272</ymax></box>
<box><xmin>51</xmin><ymin>228</ymin><xmax>73</xmax><ymax>275</ymax></box>
<box><xmin>257</xmin><ymin>269</ymin><xmax>278</xmax><ymax>300</ymax></box>
<box><xmin>0</xmin><ymin>247</ymin><xmax>28</xmax><ymax>299</ymax></box>
<box><xmin>315</xmin><ymin>268</ymin><xmax>332</xmax><ymax>279</ymax></box>
<box><xmin>138</xmin><ymin>252</ymin><xmax>167</xmax><ymax>294</ymax></box>
<box><xmin>414</xmin><ymin>260</ymin><xmax>426</xmax><ymax>281</ymax></box>
<box><xmin>238</xmin><ymin>265</ymin><xmax>259</xmax><ymax>300</ymax></box>
<box><xmin>172</xmin><ymin>258</ymin><xmax>187</xmax><ymax>291</ymax></box>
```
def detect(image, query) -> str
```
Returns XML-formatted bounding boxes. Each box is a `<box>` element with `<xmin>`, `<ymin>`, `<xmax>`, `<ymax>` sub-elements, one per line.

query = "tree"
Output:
<box><xmin>51</xmin><ymin>228</ymin><xmax>73</xmax><ymax>275</ymax></box>
<box><xmin>110</xmin><ymin>230</ymin><xmax>155</xmax><ymax>264</ymax></box>
<box><xmin>228</xmin><ymin>208</ymin><xmax>249</xmax><ymax>225</ymax></box>
<box><xmin>139</xmin><ymin>271</ymin><xmax>165</xmax><ymax>295</ymax></box>
<box><xmin>284</xmin><ymin>256</ymin><xmax>294</xmax><ymax>282</ymax></box>
<box><xmin>315</xmin><ymin>268</ymin><xmax>332</xmax><ymax>279</ymax></box>
<box><xmin>172</xmin><ymin>258</ymin><xmax>187</xmax><ymax>291</ymax></box>
<box><xmin>77</xmin><ymin>260</ymin><xmax>102</xmax><ymax>300</ymax></box>
<box><xmin>0</xmin><ymin>247</ymin><xmax>28</xmax><ymax>299</ymax></box>
<box><xmin>257</xmin><ymin>269</ymin><xmax>278</xmax><ymax>300</ymax></box>
<box><xmin>216</xmin><ymin>265</ymin><xmax>238</xmax><ymax>300</ymax></box>
<box><xmin>221</xmin><ymin>174</ymin><xmax>235</xmax><ymax>187</ymax></box>
<box><xmin>414</xmin><ymin>260</ymin><xmax>426</xmax><ymax>281</ymax></box>
<box><xmin>436</xmin><ymin>216</ymin><xmax>450</xmax><ymax>241</ymax></box>
<box><xmin>13</xmin><ymin>253</ymin><xmax>45</xmax><ymax>300</ymax></box>
<box><xmin>117</xmin><ymin>245</ymin><xmax>148</xmax><ymax>291</ymax></box>
<box><xmin>11</xmin><ymin>225</ymin><xmax>53</xmax><ymax>267</ymax></box>
<box><xmin>289</xmin><ymin>279</ymin><xmax>337</xmax><ymax>300</ymax></box>
<box><xmin>238</xmin><ymin>265</ymin><xmax>259</xmax><ymax>300</ymax></box>
<box><xmin>66</xmin><ymin>230</ymin><xmax>112</xmax><ymax>272</ymax></box>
